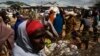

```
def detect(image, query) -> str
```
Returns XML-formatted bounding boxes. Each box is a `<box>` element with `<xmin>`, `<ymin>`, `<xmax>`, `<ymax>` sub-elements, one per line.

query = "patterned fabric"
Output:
<box><xmin>0</xmin><ymin>41</ymin><xmax>10</xmax><ymax>56</ymax></box>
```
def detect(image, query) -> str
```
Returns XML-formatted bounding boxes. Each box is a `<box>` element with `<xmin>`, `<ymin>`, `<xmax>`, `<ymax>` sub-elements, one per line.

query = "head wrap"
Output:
<box><xmin>26</xmin><ymin>20</ymin><xmax>44</xmax><ymax>38</ymax></box>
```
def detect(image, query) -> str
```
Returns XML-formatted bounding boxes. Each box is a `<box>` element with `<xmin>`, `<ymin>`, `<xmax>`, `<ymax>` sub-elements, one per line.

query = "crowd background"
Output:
<box><xmin>0</xmin><ymin>5</ymin><xmax>100</xmax><ymax>56</ymax></box>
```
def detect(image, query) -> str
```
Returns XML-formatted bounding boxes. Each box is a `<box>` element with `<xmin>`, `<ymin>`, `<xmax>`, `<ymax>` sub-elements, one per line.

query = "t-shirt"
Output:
<box><xmin>81</xmin><ymin>18</ymin><xmax>92</xmax><ymax>28</ymax></box>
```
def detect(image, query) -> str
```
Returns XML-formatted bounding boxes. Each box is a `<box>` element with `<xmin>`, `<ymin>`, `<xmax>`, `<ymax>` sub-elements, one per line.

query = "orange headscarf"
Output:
<box><xmin>49</xmin><ymin>10</ymin><xmax>55</xmax><ymax>23</ymax></box>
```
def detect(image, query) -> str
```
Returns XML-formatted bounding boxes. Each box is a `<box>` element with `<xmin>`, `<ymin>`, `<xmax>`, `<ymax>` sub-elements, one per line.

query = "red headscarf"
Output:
<box><xmin>26</xmin><ymin>20</ymin><xmax>44</xmax><ymax>37</ymax></box>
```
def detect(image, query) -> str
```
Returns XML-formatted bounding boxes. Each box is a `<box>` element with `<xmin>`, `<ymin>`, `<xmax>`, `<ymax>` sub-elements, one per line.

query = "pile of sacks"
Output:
<box><xmin>42</xmin><ymin>40</ymin><xmax>79</xmax><ymax>56</ymax></box>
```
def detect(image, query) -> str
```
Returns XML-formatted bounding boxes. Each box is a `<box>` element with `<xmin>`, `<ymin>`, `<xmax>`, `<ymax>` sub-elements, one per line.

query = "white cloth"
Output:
<box><xmin>17</xmin><ymin>20</ymin><xmax>33</xmax><ymax>51</ymax></box>
<box><xmin>13</xmin><ymin>43</ymin><xmax>39</xmax><ymax>56</ymax></box>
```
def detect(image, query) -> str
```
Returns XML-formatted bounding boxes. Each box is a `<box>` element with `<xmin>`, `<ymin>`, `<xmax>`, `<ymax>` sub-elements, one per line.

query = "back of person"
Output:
<box><xmin>53</xmin><ymin>13</ymin><xmax>63</xmax><ymax>34</ymax></box>
<box><xmin>83</xmin><ymin>18</ymin><xmax>91</xmax><ymax>27</ymax></box>
<box><xmin>81</xmin><ymin>17</ymin><xmax>92</xmax><ymax>31</ymax></box>
<box><xmin>0</xmin><ymin>16</ymin><xmax>14</xmax><ymax>56</ymax></box>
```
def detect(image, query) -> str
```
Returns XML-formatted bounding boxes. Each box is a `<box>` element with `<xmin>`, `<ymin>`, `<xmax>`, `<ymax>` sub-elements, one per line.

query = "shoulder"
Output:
<box><xmin>18</xmin><ymin>20</ymin><xmax>28</xmax><ymax>29</ymax></box>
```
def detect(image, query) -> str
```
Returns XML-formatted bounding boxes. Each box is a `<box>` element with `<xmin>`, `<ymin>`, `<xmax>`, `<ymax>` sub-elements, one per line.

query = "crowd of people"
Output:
<box><xmin>0</xmin><ymin>6</ymin><xmax>100</xmax><ymax>56</ymax></box>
